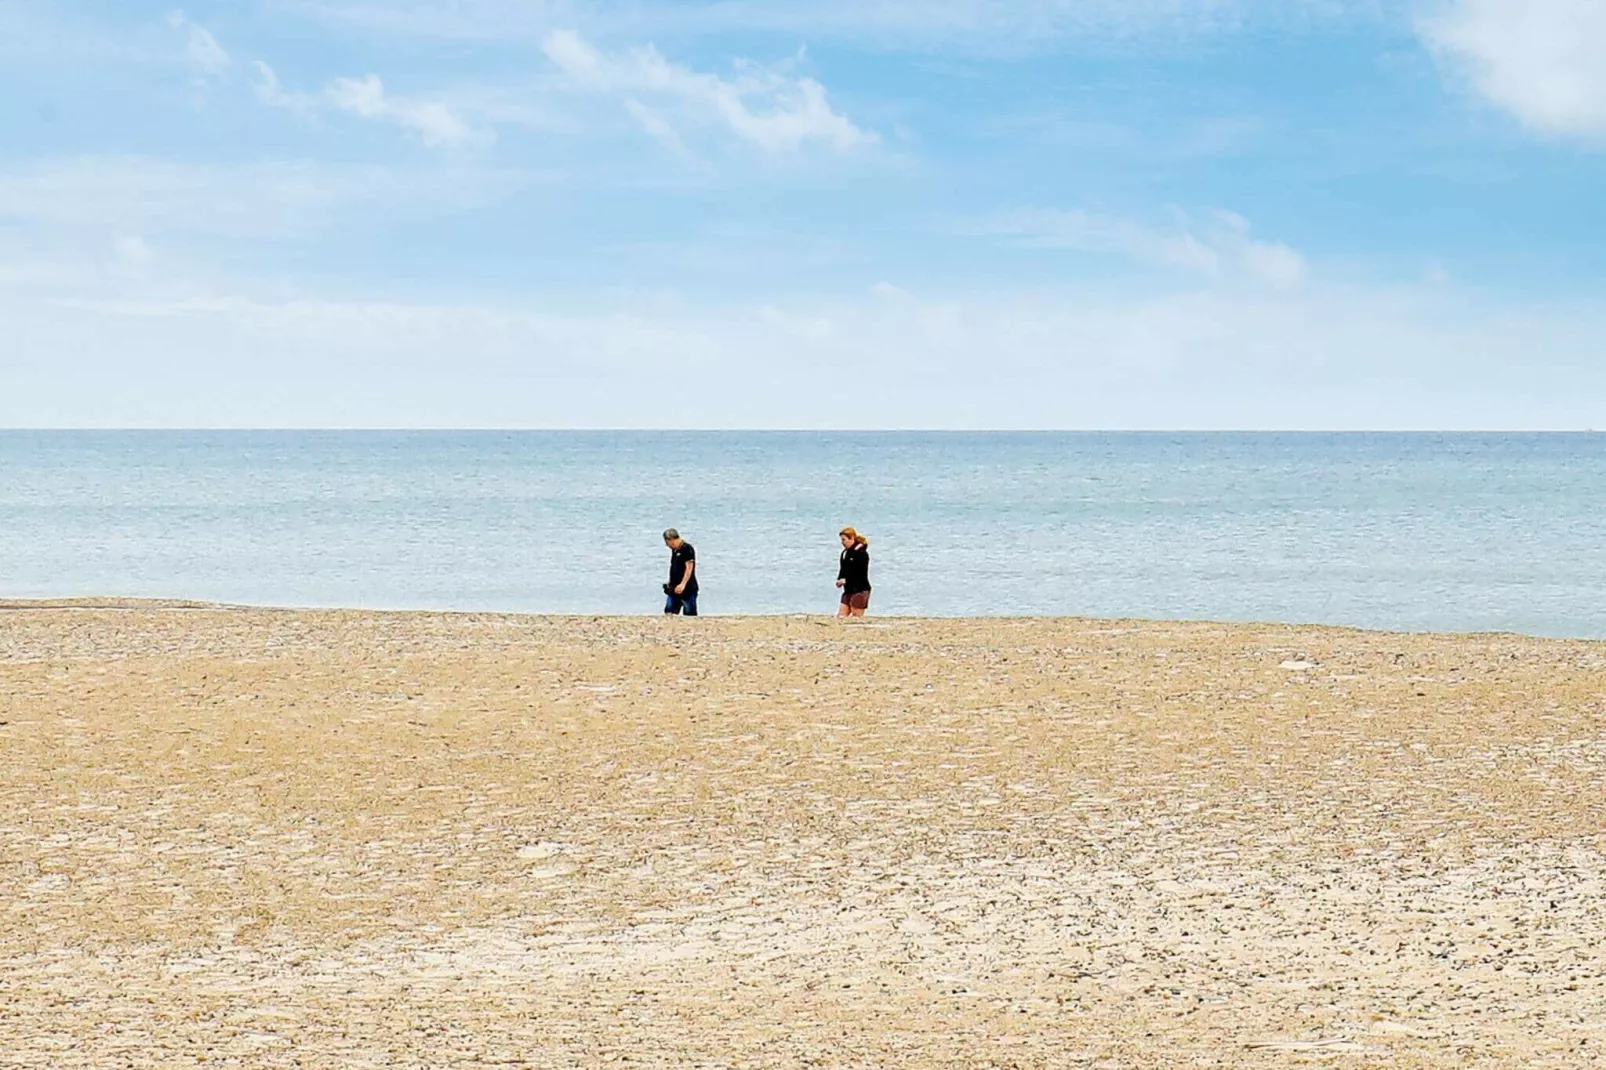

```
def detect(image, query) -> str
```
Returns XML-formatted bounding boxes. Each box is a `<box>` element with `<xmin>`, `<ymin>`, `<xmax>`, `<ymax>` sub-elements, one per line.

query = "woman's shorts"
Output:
<box><xmin>841</xmin><ymin>590</ymin><xmax>871</xmax><ymax>611</ymax></box>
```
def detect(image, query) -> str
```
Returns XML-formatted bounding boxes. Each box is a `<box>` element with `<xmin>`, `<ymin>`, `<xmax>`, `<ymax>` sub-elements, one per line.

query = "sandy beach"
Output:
<box><xmin>3</xmin><ymin>604</ymin><xmax>1605</xmax><ymax>1068</ymax></box>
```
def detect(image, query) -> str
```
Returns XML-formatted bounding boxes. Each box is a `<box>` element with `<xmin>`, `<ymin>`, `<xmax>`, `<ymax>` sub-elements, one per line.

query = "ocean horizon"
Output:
<box><xmin>4</xmin><ymin>430</ymin><xmax>1605</xmax><ymax>638</ymax></box>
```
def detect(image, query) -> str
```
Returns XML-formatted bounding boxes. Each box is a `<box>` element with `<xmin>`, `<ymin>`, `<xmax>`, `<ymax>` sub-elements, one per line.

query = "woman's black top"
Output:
<box><xmin>838</xmin><ymin>544</ymin><xmax>871</xmax><ymax>595</ymax></box>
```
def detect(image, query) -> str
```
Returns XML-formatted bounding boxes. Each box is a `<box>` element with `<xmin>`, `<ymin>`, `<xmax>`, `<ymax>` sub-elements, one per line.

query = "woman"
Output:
<box><xmin>836</xmin><ymin>527</ymin><xmax>872</xmax><ymax>617</ymax></box>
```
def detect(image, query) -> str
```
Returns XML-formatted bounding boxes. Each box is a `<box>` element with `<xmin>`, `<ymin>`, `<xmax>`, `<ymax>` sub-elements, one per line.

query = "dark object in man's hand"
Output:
<box><xmin>663</xmin><ymin>583</ymin><xmax>675</xmax><ymax>596</ymax></box>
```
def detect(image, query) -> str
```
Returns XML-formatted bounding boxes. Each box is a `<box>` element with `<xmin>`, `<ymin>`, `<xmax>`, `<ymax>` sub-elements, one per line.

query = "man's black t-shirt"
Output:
<box><xmin>838</xmin><ymin>544</ymin><xmax>871</xmax><ymax>595</ymax></box>
<box><xmin>670</xmin><ymin>542</ymin><xmax>699</xmax><ymax>594</ymax></box>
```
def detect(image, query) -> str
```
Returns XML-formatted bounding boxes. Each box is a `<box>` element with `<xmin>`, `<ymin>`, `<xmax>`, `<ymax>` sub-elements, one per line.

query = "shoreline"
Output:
<box><xmin>0</xmin><ymin>595</ymin><xmax>1583</xmax><ymax>643</ymax></box>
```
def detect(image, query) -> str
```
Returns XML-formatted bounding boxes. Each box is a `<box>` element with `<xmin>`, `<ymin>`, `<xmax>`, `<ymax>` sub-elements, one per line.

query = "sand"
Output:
<box><xmin>3</xmin><ymin>604</ymin><xmax>1605</xmax><ymax>1068</ymax></box>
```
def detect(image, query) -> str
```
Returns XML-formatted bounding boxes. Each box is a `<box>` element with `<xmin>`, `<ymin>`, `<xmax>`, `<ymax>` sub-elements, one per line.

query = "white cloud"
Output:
<box><xmin>250</xmin><ymin>62</ymin><xmax>482</xmax><ymax>148</ymax></box>
<box><xmin>542</xmin><ymin>30</ymin><xmax>873</xmax><ymax>153</ymax></box>
<box><xmin>325</xmin><ymin>74</ymin><xmax>480</xmax><ymax>147</ymax></box>
<box><xmin>984</xmin><ymin>207</ymin><xmax>1309</xmax><ymax>289</ymax></box>
<box><xmin>250</xmin><ymin>60</ymin><xmax>297</xmax><ymax>108</ymax></box>
<box><xmin>623</xmin><ymin>99</ymin><xmax>693</xmax><ymax>158</ymax></box>
<box><xmin>168</xmin><ymin>11</ymin><xmax>231</xmax><ymax>77</ymax></box>
<box><xmin>187</xmin><ymin>25</ymin><xmax>231</xmax><ymax>75</ymax></box>
<box><xmin>1422</xmin><ymin>0</ymin><xmax>1606</xmax><ymax>140</ymax></box>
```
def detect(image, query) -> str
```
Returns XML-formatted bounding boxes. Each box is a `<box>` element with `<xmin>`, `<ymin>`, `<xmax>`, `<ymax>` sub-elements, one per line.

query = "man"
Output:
<box><xmin>662</xmin><ymin>528</ymin><xmax>699</xmax><ymax>616</ymax></box>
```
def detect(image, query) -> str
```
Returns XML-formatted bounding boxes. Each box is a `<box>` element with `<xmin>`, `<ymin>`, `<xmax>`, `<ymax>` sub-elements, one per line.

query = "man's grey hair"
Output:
<box><xmin>663</xmin><ymin>528</ymin><xmax>680</xmax><ymax>541</ymax></box>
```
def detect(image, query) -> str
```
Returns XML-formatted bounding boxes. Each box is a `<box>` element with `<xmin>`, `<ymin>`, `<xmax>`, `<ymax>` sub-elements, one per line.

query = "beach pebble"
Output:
<box><xmin>517</xmin><ymin>842</ymin><xmax>565</xmax><ymax>860</ymax></box>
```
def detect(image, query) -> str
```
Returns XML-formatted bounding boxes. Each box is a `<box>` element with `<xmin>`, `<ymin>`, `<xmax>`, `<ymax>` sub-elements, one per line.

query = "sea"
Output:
<box><xmin>3</xmin><ymin>431</ymin><xmax>1604</xmax><ymax>638</ymax></box>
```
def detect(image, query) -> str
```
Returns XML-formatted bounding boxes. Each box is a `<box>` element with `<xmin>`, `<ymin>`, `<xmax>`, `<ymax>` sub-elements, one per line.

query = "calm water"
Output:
<box><xmin>2</xmin><ymin>431</ymin><xmax>1604</xmax><ymax>637</ymax></box>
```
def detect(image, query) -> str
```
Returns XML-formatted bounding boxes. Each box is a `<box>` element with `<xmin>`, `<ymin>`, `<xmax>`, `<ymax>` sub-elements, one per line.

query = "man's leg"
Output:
<box><xmin>681</xmin><ymin>593</ymin><xmax>698</xmax><ymax>617</ymax></box>
<box><xmin>664</xmin><ymin>594</ymin><xmax>681</xmax><ymax>615</ymax></box>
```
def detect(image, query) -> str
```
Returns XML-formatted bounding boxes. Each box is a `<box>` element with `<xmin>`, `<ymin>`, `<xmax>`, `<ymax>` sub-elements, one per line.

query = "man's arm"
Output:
<box><xmin>675</xmin><ymin>559</ymin><xmax>694</xmax><ymax>595</ymax></box>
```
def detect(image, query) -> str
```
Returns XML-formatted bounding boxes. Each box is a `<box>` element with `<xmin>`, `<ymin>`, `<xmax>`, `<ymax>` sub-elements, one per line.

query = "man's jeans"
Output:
<box><xmin>664</xmin><ymin>591</ymin><xmax>698</xmax><ymax>616</ymax></box>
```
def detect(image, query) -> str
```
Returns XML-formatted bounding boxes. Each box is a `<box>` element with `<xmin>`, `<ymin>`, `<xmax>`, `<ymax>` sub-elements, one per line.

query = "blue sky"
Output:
<box><xmin>3</xmin><ymin>0</ymin><xmax>1605</xmax><ymax>428</ymax></box>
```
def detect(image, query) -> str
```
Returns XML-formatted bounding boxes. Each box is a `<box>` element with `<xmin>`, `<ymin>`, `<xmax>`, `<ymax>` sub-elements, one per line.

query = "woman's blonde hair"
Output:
<box><xmin>839</xmin><ymin>526</ymin><xmax>868</xmax><ymax>547</ymax></box>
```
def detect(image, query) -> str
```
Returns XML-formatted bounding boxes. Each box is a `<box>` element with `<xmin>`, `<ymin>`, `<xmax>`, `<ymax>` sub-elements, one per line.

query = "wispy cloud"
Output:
<box><xmin>249</xmin><ymin>60</ymin><xmax>299</xmax><ymax>109</ymax></box>
<box><xmin>622</xmin><ymin>99</ymin><xmax>693</xmax><ymax>158</ymax></box>
<box><xmin>542</xmin><ymin>30</ymin><xmax>873</xmax><ymax>154</ymax></box>
<box><xmin>325</xmin><ymin>74</ymin><xmax>481</xmax><ymax>147</ymax></box>
<box><xmin>982</xmin><ymin>208</ymin><xmax>1309</xmax><ymax>289</ymax></box>
<box><xmin>166</xmin><ymin>9</ymin><xmax>231</xmax><ymax>103</ymax></box>
<box><xmin>251</xmin><ymin>62</ymin><xmax>484</xmax><ymax>148</ymax></box>
<box><xmin>1422</xmin><ymin>0</ymin><xmax>1606</xmax><ymax>141</ymax></box>
<box><xmin>153</xmin><ymin>15</ymin><xmax>483</xmax><ymax>149</ymax></box>
<box><xmin>168</xmin><ymin>11</ymin><xmax>231</xmax><ymax>76</ymax></box>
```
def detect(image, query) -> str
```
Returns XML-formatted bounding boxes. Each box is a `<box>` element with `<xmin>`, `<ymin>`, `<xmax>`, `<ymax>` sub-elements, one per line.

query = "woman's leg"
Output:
<box><xmin>837</xmin><ymin>600</ymin><xmax>852</xmax><ymax>617</ymax></box>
